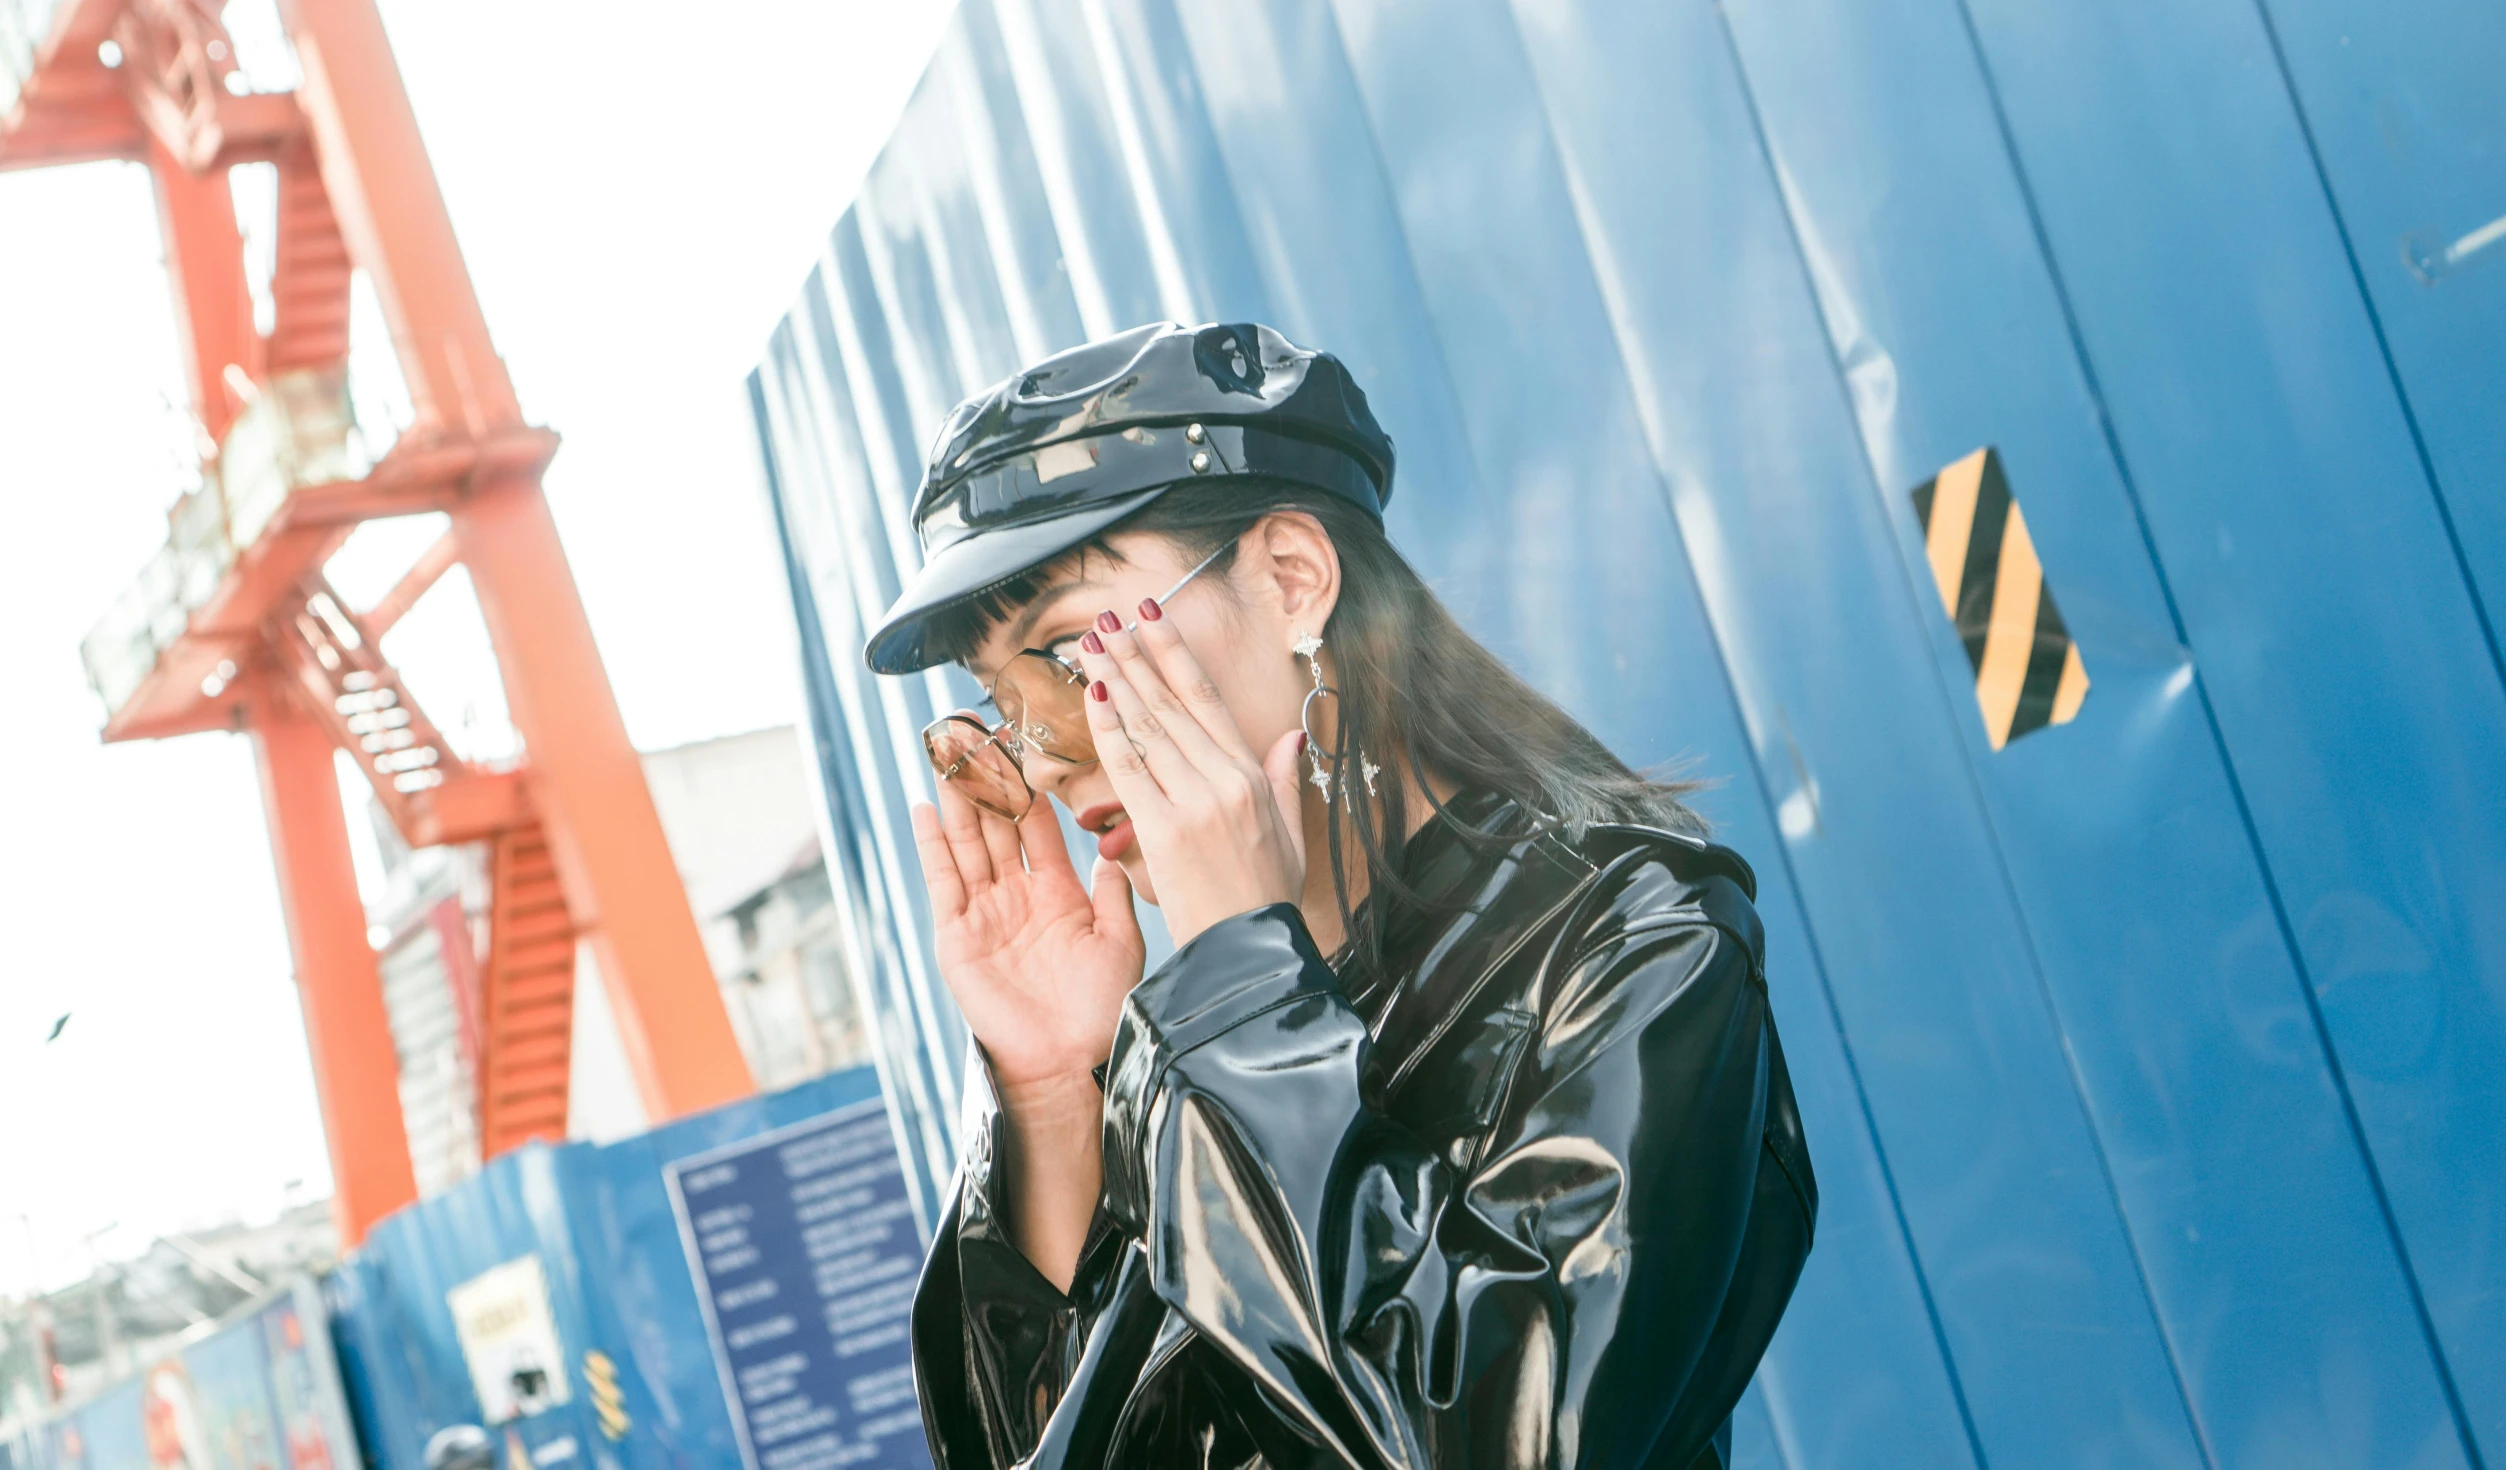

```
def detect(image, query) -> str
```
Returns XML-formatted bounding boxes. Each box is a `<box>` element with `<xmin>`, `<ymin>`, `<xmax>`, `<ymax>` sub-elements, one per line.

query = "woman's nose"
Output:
<box><xmin>1020</xmin><ymin>746</ymin><xmax>1082</xmax><ymax>805</ymax></box>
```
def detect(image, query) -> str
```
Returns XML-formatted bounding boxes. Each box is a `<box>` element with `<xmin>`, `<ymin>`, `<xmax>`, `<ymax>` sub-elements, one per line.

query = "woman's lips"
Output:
<box><xmin>1075</xmin><ymin>802</ymin><xmax>1134</xmax><ymax>860</ymax></box>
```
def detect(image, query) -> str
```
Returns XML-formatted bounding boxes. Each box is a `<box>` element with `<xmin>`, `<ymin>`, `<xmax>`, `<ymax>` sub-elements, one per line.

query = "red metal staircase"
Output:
<box><xmin>479</xmin><ymin>824</ymin><xmax>576</xmax><ymax>1154</ymax></box>
<box><xmin>269</xmin><ymin>571</ymin><xmax>574</xmax><ymax>1154</ymax></box>
<box><xmin>267</xmin><ymin>144</ymin><xmax>351</xmax><ymax>372</ymax></box>
<box><xmin>266</xmin><ymin>572</ymin><xmax>520</xmax><ymax>830</ymax></box>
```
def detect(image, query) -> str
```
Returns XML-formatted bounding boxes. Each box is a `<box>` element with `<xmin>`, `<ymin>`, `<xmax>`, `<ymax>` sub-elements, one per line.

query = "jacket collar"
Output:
<box><xmin>1348</xmin><ymin>789</ymin><xmax>1594</xmax><ymax>1034</ymax></box>
<box><xmin>1372</xmin><ymin>789</ymin><xmax>1529</xmax><ymax>949</ymax></box>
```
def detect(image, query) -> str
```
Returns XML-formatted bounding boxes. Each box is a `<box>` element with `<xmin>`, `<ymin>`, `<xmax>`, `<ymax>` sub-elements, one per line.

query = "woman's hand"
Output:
<box><xmin>911</xmin><ymin>774</ymin><xmax>1145</xmax><ymax>1091</ymax></box>
<box><xmin>1073</xmin><ymin>605</ymin><xmax>1311</xmax><ymax>948</ymax></box>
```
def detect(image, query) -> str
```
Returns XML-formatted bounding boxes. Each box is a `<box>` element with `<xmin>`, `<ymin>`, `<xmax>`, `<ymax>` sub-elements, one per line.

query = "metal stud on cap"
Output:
<box><xmin>1189</xmin><ymin>451</ymin><xmax>1211</xmax><ymax>473</ymax></box>
<box><xmin>1184</xmin><ymin>422</ymin><xmax>1206</xmax><ymax>444</ymax></box>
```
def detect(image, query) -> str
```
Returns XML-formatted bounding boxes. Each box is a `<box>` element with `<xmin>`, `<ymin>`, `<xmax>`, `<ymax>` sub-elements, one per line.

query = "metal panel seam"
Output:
<box><xmin>1340</xmin><ymin>0</ymin><xmax>2011</xmax><ymax>1453</ymax></box>
<box><xmin>988</xmin><ymin>0</ymin><xmax>1120</xmax><ymax>337</ymax></box>
<box><xmin>1299</xmin><ymin>0</ymin><xmax>1509</xmax><ymax>545</ymax></box>
<box><xmin>2247</xmin><ymin>3</ymin><xmax>2494</xmax><ymax>1452</ymax></box>
<box><xmin>756</xmin><ymin>337</ymin><xmax>960</xmax><ymax>1203</ymax></box>
<box><xmin>1484</xmin><ymin>3</ymin><xmax>1978</xmax><ymax>1459</ymax></box>
<box><xmin>1719</xmin><ymin>0</ymin><xmax>2206</xmax><ymax>1459</ymax></box>
<box><xmin>1074</xmin><ymin>0</ymin><xmax>1198</xmax><ymax>322</ymax></box>
<box><xmin>1933</xmin><ymin>0</ymin><xmax>2489</xmax><ymax>1460</ymax></box>
<box><xmin>787</xmin><ymin>270</ymin><xmax>966</xmax><ymax>1128</ymax></box>
<box><xmin>2239</xmin><ymin>0</ymin><xmax>2506</xmax><ymax>706</ymax></box>
<box><xmin>747</xmin><ymin>369</ymin><xmax>945</xmax><ymax>1230</ymax></box>
<box><xmin>1662</xmin><ymin>15</ymin><xmax>1996</xmax><ymax>1469</ymax></box>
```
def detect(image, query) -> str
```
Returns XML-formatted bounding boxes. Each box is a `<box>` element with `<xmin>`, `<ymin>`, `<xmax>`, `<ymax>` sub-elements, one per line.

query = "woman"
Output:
<box><xmin>870</xmin><ymin>323</ymin><xmax>1814</xmax><ymax>1470</ymax></box>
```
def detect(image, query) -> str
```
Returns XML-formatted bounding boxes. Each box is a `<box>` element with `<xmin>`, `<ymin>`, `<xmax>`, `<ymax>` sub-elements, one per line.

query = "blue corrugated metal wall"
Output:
<box><xmin>742</xmin><ymin>2</ymin><xmax>2505</xmax><ymax>1464</ymax></box>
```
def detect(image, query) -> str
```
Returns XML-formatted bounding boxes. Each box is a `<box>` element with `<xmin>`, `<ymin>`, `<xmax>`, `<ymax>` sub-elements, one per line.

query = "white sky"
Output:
<box><xmin>0</xmin><ymin>0</ymin><xmax>955</xmax><ymax>1290</ymax></box>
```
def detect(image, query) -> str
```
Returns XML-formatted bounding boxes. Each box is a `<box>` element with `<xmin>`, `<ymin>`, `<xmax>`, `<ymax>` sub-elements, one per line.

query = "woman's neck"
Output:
<box><xmin>1294</xmin><ymin>756</ymin><xmax>1453</xmax><ymax>957</ymax></box>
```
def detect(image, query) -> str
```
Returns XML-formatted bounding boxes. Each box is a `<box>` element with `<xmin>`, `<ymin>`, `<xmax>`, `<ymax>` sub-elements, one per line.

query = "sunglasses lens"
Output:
<box><xmin>993</xmin><ymin>652</ymin><xmax>1096</xmax><ymax>766</ymax></box>
<box><xmin>924</xmin><ymin>716</ymin><xmax>1031</xmax><ymax>820</ymax></box>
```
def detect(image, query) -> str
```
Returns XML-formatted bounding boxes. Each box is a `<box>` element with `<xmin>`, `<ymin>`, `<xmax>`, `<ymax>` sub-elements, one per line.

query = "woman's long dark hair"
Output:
<box><xmin>926</xmin><ymin>478</ymin><xmax>1702</xmax><ymax>973</ymax></box>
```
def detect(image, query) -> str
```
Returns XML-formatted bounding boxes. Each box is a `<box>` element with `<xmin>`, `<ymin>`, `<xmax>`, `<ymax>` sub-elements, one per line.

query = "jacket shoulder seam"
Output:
<box><xmin>1580</xmin><ymin>821</ymin><xmax>1756</xmax><ymax>900</ymax></box>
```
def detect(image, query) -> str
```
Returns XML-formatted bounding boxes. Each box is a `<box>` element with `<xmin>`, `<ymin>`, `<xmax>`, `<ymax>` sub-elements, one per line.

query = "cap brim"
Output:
<box><xmin>863</xmin><ymin>487</ymin><xmax>1167</xmax><ymax>674</ymax></box>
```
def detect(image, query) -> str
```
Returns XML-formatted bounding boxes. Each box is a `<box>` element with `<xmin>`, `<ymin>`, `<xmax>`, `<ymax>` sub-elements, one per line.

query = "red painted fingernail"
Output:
<box><xmin>1089</xmin><ymin>680</ymin><xmax>1109</xmax><ymax>703</ymax></box>
<box><xmin>1079</xmin><ymin>630</ymin><xmax>1104</xmax><ymax>655</ymax></box>
<box><xmin>1096</xmin><ymin>610</ymin><xmax>1122</xmax><ymax>633</ymax></box>
<box><xmin>1139</xmin><ymin>597</ymin><xmax>1162</xmax><ymax>622</ymax></box>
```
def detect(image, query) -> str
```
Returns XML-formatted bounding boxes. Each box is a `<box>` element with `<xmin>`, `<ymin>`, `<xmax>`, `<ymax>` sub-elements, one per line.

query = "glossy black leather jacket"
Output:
<box><xmin>910</xmin><ymin>791</ymin><xmax>1817</xmax><ymax>1469</ymax></box>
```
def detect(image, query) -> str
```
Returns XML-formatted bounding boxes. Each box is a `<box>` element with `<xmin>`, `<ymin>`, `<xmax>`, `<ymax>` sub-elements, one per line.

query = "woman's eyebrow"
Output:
<box><xmin>1005</xmin><ymin>576</ymin><xmax>1098</xmax><ymax>648</ymax></box>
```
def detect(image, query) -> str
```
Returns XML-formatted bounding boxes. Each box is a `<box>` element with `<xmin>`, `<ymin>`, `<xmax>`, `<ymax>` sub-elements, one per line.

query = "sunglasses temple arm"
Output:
<box><xmin>1156</xmin><ymin>540</ymin><xmax>1233</xmax><ymax>604</ymax></box>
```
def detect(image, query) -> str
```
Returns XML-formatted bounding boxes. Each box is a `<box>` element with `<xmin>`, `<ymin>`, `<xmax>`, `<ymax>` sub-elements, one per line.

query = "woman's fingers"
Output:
<box><xmin>1131</xmin><ymin>605</ymin><xmax>1255</xmax><ymax>762</ymax></box>
<box><xmin>978</xmin><ymin>800</ymin><xmax>1024</xmax><ymax>878</ymax></box>
<box><xmin>933</xmin><ymin>779</ymin><xmax>997</xmax><ymax>889</ymax></box>
<box><xmin>1078</xmin><ymin>658</ymin><xmax>1174</xmax><ymax>813</ymax></box>
<box><xmin>1089</xmin><ymin>856</ymin><xmax>1140</xmax><ymax>946</ymax></box>
<box><xmin>1019</xmin><ymin>803</ymin><xmax>1083</xmax><ymax>894</ymax></box>
<box><xmin>910</xmin><ymin>803</ymin><xmax>968</xmax><ymax>920</ymax></box>
<box><xmin>1094</xmin><ymin>617</ymin><xmax>1234</xmax><ymax>774</ymax></box>
<box><xmin>1074</xmin><ymin>629</ymin><xmax>1204</xmax><ymax>794</ymax></box>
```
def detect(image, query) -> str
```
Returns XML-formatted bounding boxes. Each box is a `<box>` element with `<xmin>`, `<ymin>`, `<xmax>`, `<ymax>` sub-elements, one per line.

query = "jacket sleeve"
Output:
<box><xmin>1095</xmin><ymin>860</ymin><xmax>1799</xmax><ymax>1469</ymax></box>
<box><xmin>910</xmin><ymin>1053</ymin><xmax>1125</xmax><ymax>1470</ymax></box>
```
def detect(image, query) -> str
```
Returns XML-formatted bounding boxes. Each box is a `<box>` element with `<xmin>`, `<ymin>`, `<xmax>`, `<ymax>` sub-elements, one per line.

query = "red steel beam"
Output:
<box><xmin>281</xmin><ymin>0</ymin><xmax>755</xmax><ymax>1118</ymax></box>
<box><xmin>277</xmin><ymin>0</ymin><xmax>515</xmax><ymax>437</ymax></box>
<box><xmin>97</xmin><ymin>430</ymin><xmax>552</xmax><ymax>744</ymax></box>
<box><xmin>359</xmin><ymin>526</ymin><xmax>458</xmax><ymax>640</ymax></box>
<box><xmin>145</xmin><ymin>134</ymin><xmax>254</xmax><ymax>442</ymax></box>
<box><xmin>455</xmin><ymin>472</ymin><xmax>760</xmax><ymax>1118</ymax></box>
<box><xmin>250</xmin><ymin>686</ymin><xmax>419</xmax><ymax>1245</ymax></box>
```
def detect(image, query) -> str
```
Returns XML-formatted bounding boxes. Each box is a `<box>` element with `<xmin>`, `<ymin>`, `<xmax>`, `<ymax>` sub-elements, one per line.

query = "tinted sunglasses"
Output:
<box><xmin>923</xmin><ymin>541</ymin><xmax>1232</xmax><ymax>820</ymax></box>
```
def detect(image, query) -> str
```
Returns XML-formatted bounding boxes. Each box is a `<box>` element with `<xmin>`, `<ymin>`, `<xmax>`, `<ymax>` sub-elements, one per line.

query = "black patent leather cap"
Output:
<box><xmin>863</xmin><ymin>321</ymin><xmax>1395</xmax><ymax>673</ymax></box>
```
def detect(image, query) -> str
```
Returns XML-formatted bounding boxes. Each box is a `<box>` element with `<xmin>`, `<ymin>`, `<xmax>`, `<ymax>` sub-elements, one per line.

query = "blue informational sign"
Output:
<box><xmin>664</xmin><ymin>1098</ymin><xmax>932</xmax><ymax>1470</ymax></box>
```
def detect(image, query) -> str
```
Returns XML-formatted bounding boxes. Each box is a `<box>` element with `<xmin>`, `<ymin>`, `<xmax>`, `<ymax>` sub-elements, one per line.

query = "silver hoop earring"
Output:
<box><xmin>1294</xmin><ymin>632</ymin><xmax>1378</xmax><ymax>804</ymax></box>
<box><xmin>1295</xmin><ymin>632</ymin><xmax>1336</xmax><ymax>800</ymax></box>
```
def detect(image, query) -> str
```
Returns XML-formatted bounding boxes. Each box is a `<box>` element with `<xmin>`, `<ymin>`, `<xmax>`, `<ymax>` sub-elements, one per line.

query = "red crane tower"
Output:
<box><xmin>1</xmin><ymin>0</ymin><xmax>757</xmax><ymax>1242</ymax></box>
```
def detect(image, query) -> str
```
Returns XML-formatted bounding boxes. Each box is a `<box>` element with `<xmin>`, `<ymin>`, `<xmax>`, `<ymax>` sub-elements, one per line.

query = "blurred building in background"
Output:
<box><xmin>707</xmin><ymin>838</ymin><xmax>859</xmax><ymax>1093</ymax></box>
<box><xmin>0</xmin><ymin>1200</ymin><xmax>335</xmax><ymax>1417</ymax></box>
<box><xmin>638</xmin><ymin>727</ymin><xmax>868</xmax><ymax>1099</ymax></box>
<box><xmin>367</xmin><ymin>724</ymin><xmax>864</xmax><ymax>1192</ymax></box>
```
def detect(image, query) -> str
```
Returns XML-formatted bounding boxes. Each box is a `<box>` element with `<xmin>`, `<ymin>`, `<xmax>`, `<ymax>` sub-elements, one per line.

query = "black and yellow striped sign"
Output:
<box><xmin>1912</xmin><ymin>447</ymin><xmax>2089</xmax><ymax>749</ymax></box>
<box><xmin>583</xmin><ymin>1349</ymin><xmax>630</xmax><ymax>1442</ymax></box>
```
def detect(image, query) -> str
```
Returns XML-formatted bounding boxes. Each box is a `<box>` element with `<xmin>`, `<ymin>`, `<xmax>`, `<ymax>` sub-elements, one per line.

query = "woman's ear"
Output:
<box><xmin>1248</xmin><ymin>511</ymin><xmax>1340</xmax><ymax>639</ymax></box>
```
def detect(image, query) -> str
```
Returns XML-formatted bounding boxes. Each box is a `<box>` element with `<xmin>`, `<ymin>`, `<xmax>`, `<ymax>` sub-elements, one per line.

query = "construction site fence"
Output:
<box><xmin>5</xmin><ymin>1066</ymin><xmax>930</xmax><ymax>1470</ymax></box>
<box><xmin>0</xmin><ymin>1282</ymin><xmax>354</xmax><ymax>1470</ymax></box>
<box><xmin>743</xmin><ymin>1</ymin><xmax>2506</xmax><ymax>1467</ymax></box>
